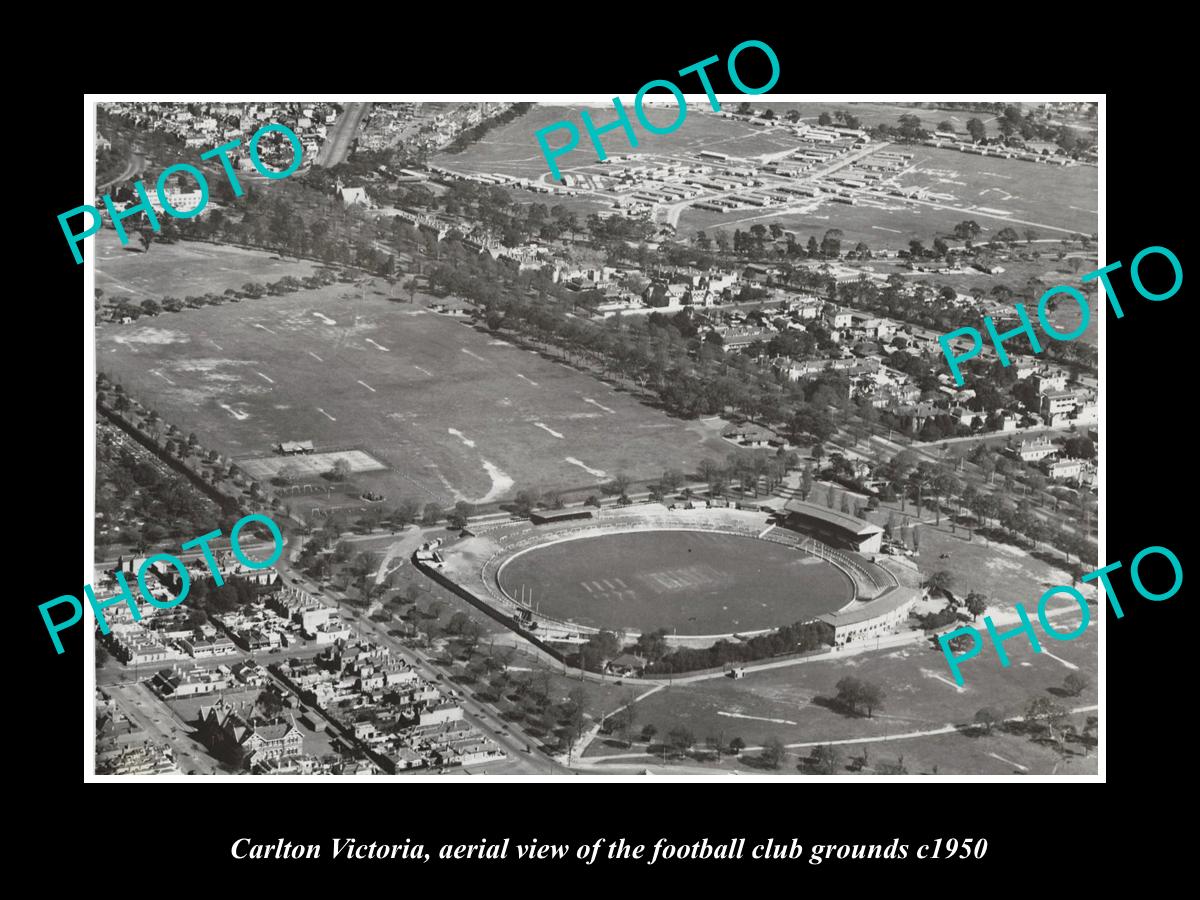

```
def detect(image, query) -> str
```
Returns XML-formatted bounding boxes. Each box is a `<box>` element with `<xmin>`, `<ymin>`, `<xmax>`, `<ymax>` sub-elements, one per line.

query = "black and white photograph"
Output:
<box><xmin>77</xmin><ymin>94</ymin><xmax>1103</xmax><ymax>780</ymax></box>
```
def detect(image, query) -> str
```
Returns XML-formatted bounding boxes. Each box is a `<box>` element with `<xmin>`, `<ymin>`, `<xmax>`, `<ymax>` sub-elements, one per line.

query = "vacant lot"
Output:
<box><xmin>498</xmin><ymin>530</ymin><xmax>853</xmax><ymax>635</ymax></box>
<box><xmin>96</xmin><ymin>257</ymin><xmax>729</xmax><ymax>509</ymax></box>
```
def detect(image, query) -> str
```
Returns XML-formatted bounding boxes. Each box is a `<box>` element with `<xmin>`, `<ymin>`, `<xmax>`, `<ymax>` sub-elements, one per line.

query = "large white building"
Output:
<box><xmin>815</xmin><ymin>587</ymin><xmax>921</xmax><ymax>647</ymax></box>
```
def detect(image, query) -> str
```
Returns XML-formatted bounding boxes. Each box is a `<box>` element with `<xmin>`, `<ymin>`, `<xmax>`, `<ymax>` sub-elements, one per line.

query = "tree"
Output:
<box><xmin>800</xmin><ymin>466</ymin><xmax>814</xmax><ymax>502</ymax></box>
<box><xmin>640</xmin><ymin>723</ymin><xmax>658</xmax><ymax>744</ymax></box>
<box><xmin>666</xmin><ymin>726</ymin><xmax>695</xmax><ymax>757</ymax></box>
<box><xmin>565</xmin><ymin>686</ymin><xmax>590</xmax><ymax>742</ymax></box>
<box><xmin>1025</xmin><ymin>696</ymin><xmax>1068</xmax><ymax>745</ymax></box>
<box><xmin>447</xmin><ymin>500</ymin><xmax>473</xmax><ymax>529</ymax></box>
<box><xmin>256</xmin><ymin>688</ymin><xmax>284</xmax><ymax>717</ymax></box>
<box><xmin>811</xmin><ymin>743</ymin><xmax>842</xmax><ymax>775</ymax></box>
<box><xmin>966</xmin><ymin>118</ymin><xmax>987</xmax><ymax>143</ymax></box>
<box><xmin>858</xmin><ymin>681</ymin><xmax>885</xmax><ymax>718</ymax></box>
<box><xmin>276</xmin><ymin>463</ymin><xmax>301</xmax><ymax>484</ymax></box>
<box><xmin>728</xmin><ymin>736</ymin><xmax>746</xmax><ymax>755</ymax></box>
<box><xmin>609</xmin><ymin>472</ymin><xmax>631</xmax><ymax>497</ymax></box>
<box><xmin>835</xmin><ymin>675</ymin><xmax>863</xmax><ymax>714</ymax></box>
<box><xmin>610</xmin><ymin>692</ymin><xmax>638</xmax><ymax>746</ymax></box>
<box><xmin>760</xmin><ymin>736</ymin><xmax>787</xmax><ymax>769</ymax></box>
<box><xmin>964</xmin><ymin>591</ymin><xmax>988</xmax><ymax>620</ymax></box>
<box><xmin>329</xmin><ymin>458</ymin><xmax>352</xmax><ymax>481</ymax></box>
<box><xmin>974</xmin><ymin>707</ymin><xmax>1001</xmax><ymax>735</ymax></box>
<box><xmin>818</xmin><ymin>111</ymin><xmax>832</xmax><ymax>126</ymax></box>
<box><xmin>421</xmin><ymin>503</ymin><xmax>442</xmax><ymax>526</ymax></box>
<box><xmin>1062</xmin><ymin>673</ymin><xmax>1089</xmax><ymax>697</ymax></box>
<box><xmin>924</xmin><ymin>570</ymin><xmax>955</xmax><ymax>596</ymax></box>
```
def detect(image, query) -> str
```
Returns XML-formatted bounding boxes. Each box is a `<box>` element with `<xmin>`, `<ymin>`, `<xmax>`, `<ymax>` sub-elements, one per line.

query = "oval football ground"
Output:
<box><xmin>497</xmin><ymin>530</ymin><xmax>854</xmax><ymax>636</ymax></box>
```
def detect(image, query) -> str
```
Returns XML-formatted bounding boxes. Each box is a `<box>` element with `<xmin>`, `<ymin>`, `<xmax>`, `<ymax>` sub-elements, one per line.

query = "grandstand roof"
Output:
<box><xmin>816</xmin><ymin>586</ymin><xmax>921</xmax><ymax>627</ymax></box>
<box><xmin>783</xmin><ymin>499</ymin><xmax>885</xmax><ymax>536</ymax></box>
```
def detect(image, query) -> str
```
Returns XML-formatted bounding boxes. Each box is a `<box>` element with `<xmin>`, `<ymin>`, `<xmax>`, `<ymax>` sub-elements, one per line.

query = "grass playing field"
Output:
<box><xmin>95</xmin><ymin>230</ymin><xmax>321</xmax><ymax>303</ymax></box>
<box><xmin>590</xmin><ymin>621</ymin><xmax>1097</xmax><ymax>775</ymax></box>
<box><xmin>95</xmin><ymin>242</ymin><xmax>730</xmax><ymax>509</ymax></box>
<box><xmin>433</xmin><ymin>105</ymin><xmax>798</xmax><ymax>180</ymax></box>
<box><xmin>677</xmin><ymin>146</ymin><xmax>1098</xmax><ymax>247</ymax></box>
<box><xmin>497</xmin><ymin>530</ymin><xmax>853</xmax><ymax>635</ymax></box>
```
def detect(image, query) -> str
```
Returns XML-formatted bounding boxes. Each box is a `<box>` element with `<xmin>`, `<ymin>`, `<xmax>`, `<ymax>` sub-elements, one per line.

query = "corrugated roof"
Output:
<box><xmin>783</xmin><ymin>499</ymin><xmax>885</xmax><ymax>536</ymax></box>
<box><xmin>816</xmin><ymin>587</ymin><xmax>921</xmax><ymax>627</ymax></box>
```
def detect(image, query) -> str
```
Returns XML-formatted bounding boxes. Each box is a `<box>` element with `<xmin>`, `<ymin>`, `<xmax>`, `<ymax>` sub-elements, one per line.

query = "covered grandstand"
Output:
<box><xmin>782</xmin><ymin>499</ymin><xmax>885</xmax><ymax>554</ymax></box>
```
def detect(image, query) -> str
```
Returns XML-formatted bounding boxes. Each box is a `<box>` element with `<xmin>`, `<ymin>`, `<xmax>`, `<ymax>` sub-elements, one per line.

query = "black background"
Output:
<box><xmin>28</xmin><ymin>23</ymin><xmax>1190</xmax><ymax>885</ymax></box>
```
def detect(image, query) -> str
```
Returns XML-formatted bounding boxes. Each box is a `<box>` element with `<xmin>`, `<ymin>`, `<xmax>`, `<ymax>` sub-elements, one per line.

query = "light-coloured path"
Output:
<box><xmin>577</xmin><ymin>704</ymin><xmax>1097</xmax><ymax>766</ymax></box>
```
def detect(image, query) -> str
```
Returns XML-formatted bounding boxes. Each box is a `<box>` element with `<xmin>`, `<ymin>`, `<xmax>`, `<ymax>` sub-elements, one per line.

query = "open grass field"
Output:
<box><xmin>239</xmin><ymin>449</ymin><xmax>386</xmax><ymax>482</ymax></box>
<box><xmin>498</xmin><ymin>530</ymin><xmax>853</xmax><ymax>635</ymax></box>
<box><xmin>894</xmin><ymin>146</ymin><xmax>1097</xmax><ymax>233</ymax></box>
<box><xmin>95</xmin><ymin>230</ymin><xmax>321</xmax><ymax>303</ymax></box>
<box><xmin>95</xmin><ymin>248</ymin><xmax>730</xmax><ymax>508</ymax></box>
<box><xmin>433</xmin><ymin>105</ymin><xmax>798</xmax><ymax>180</ymax></box>
<box><xmin>856</xmin><ymin>511</ymin><xmax>1080</xmax><ymax>615</ymax></box>
<box><xmin>677</xmin><ymin>148</ymin><xmax>1097</xmax><ymax>248</ymax></box>
<box><xmin>591</xmin><ymin>622</ymin><xmax>1097</xmax><ymax>775</ymax></box>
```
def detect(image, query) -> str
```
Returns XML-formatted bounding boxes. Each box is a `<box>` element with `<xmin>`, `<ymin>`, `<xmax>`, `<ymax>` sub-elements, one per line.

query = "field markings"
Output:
<box><xmin>316</xmin><ymin>407</ymin><xmax>336</xmax><ymax>421</ymax></box>
<box><xmin>448</xmin><ymin>428</ymin><xmax>476</xmax><ymax>448</ymax></box>
<box><xmin>365</xmin><ymin>338</ymin><xmax>390</xmax><ymax>351</ymax></box>
<box><xmin>209</xmin><ymin>339</ymin><xmax>224</xmax><ymax>350</ymax></box>
<box><xmin>218</xmin><ymin>403</ymin><xmax>249</xmax><ymax>421</ymax></box>
<box><xmin>718</xmin><ymin>711</ymin><xmax>798</xmax><ymax>726</ymax></box>
<box><xmin>758</xmin><ymin>524</ymin><xmax>776</xmax><ymax>539</ymax></box>
<box><xmin>312</xmin><ymin>311</ymin><xmax>336</xmax><ymax>325</ymax></box>
<box><xmin>413</xmin><ymin>365</ymin><xmax>434</xmax><ymax>376</ymax></box>
<box><xmin>583</xmin><ymin>397</ymin><xmax>616</xmax><ymax>414</ymax></box>
<box><xmin>357</xmin><ymin>380</ymin><xmax>376</xmax><ymax>392</ymax></box>
<box><xmin>565</xmin><ymin>457</ymin><xmax>606</xmax><ymax>478</ymax></box>
<box><xmin>872</xmin><ymin>225</ymin><xmax>902</xmax><ymax>233</ymax></box>
<box><xmin>461</xmin><ymin>347</ymin><xmax>486</xmax><ymax>362</ymax></box>
<box><xmin>252</xmin><ymin>323</ymin><xmax>277</xmax><ymax>335</ymax></box>
<box><xmin>516</xmin><ymin>373</ymin><xmax>539</xmax><ymax>386</ymax></box>
<box><xmin>581</xmin><ymin>706</ymin><xmax>1099</xmax><ymax>766</ymax></box>
<box><xmin>922</xmin><ymin>668</ymin><xmax>965</xmax><ymax>693</ymax></box>
<box><xmin>533</xmin><ymin>422</ymin><xmax>564</xmax><ymax>439</ymax></box>
<box><xmin>151</xmin><ymin>370</ymin><xmax>175</xmax><ymax>385</ymax></box>
<box><xmin>580</xmin><ymin>582</ymin><xmax>593</xmax><ymax>594</ymax></box>
<box><xmin>308</xmin><ymin>351</ymin><xmax>323</xmax><ymax>362</ymax></box>
<box><xmin>256</xmin><ymin>371</ymin><xmax>275</xmax><ymax>384</ymax></box>
<box><xmin>1041</xmin><ymin>649</ymin><xmax>1079</xmax><ymax>671</ymax></box>
<box><xmin>988</xmin><ymin>752</ymin><xmax>1029</xmax><ymax>772</ymax></box>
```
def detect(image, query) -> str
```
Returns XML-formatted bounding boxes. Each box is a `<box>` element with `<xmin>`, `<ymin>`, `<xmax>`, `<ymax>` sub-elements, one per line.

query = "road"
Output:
<box><xmin>98</xmin><ymin>152</ymin><xmax>145</xmax><ymax>193</ymax></box>
<box><xmin>103</xmin><ymin>681</ymin><xmax>222</xmax><ymax>774</ymax></box>
<box><xmin>309</xmin><ymin>573</ymin><xmax>566</xmax><ymax>776</ymax></box>
<box><xmin>316</xmin><ymin>103</ymin><xmax>372</xmax><ymax>168</ymax></box>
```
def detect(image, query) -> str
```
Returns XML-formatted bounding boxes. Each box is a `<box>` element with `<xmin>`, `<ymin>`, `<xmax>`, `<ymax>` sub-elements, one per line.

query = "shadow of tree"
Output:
<box><xmin>811</xmin><ymin>695</ymin><xmax>862</xmax><ymax>719</ymax></box>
